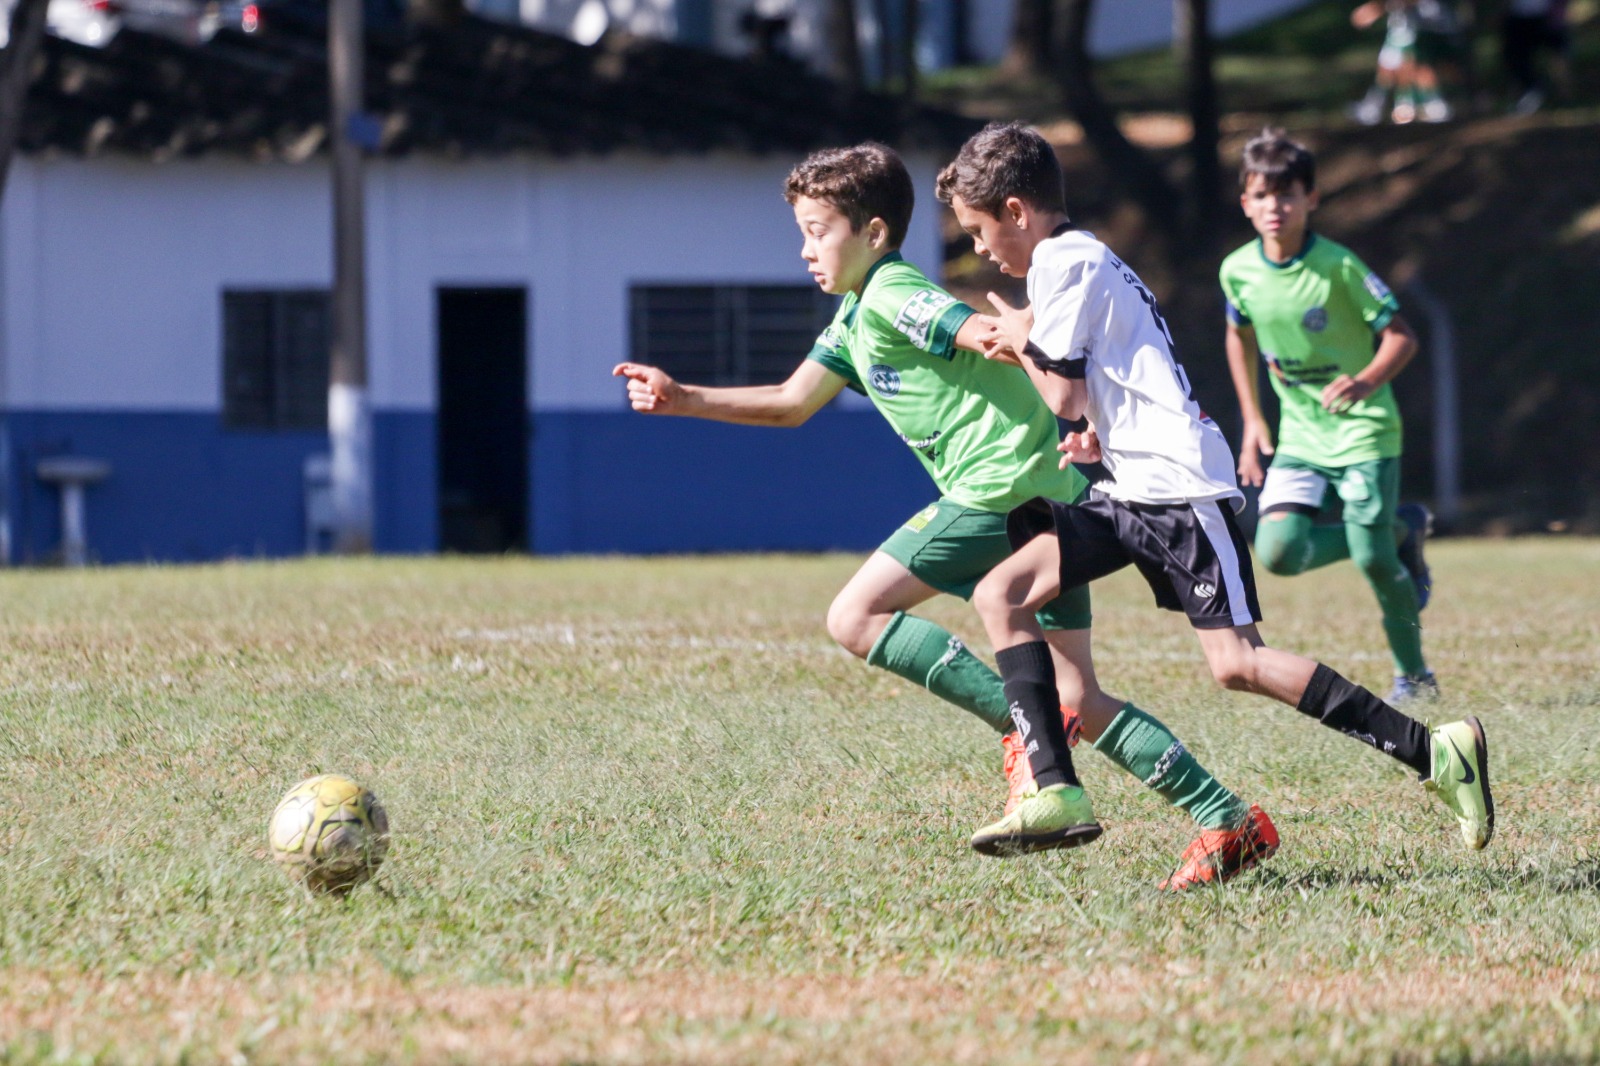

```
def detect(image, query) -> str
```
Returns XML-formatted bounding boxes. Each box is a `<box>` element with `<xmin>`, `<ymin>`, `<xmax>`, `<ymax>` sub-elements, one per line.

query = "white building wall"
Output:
<box><xmin>1</xmin><ymin>157</ymin><xmax>331</xmax><ymax>411</ymax></box>
<box><xmin>2</xmin><ymin>150</ymin><xmax>944</xmax><ymax>414</ymax></box>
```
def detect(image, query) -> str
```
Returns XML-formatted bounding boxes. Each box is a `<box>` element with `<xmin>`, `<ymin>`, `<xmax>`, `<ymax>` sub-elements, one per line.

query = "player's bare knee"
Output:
<box><xmin>970</xmin><ymin>576</ymin><xmax>1022</xmax><ymax>630</ymax></box>
<box><xmin>1209</xmin><ymin>656</ymin><xmax>1255</xmax><ymax>691</ymax></box>
<box><xmin>824</xmin><ymin>599</ymin><xmax>873</xmax><ymax>659</ymax></box>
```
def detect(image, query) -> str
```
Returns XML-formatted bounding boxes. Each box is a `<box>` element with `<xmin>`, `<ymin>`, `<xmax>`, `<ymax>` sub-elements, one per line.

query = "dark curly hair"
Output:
<box><xmin>783</xmin><ymin>143</ymin><xmax>914</xmax><ymax>248</ymax></box>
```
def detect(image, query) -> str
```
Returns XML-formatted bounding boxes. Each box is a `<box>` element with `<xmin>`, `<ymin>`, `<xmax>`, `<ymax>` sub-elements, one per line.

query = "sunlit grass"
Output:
<box><xmin>1</xmin><ymin>541</ymin><xmax>1598</xmax><ymax>1063</ymax></box>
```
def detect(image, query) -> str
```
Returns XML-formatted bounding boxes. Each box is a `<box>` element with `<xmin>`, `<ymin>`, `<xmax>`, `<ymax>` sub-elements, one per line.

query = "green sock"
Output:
<box><xmin>1253</xmin><ymin>512</ymin><xmax>1350</xmax><ymax>577</ymax></box>
<box><xmin>866</xmin><ymin>612</ymin><xmax>1012</xmax><ymax>734</ymax></box>
<box><xmin>1093</xmin><ymin>703</ymin><xmax>1246</xmax><ymax>830</ymax></box>
<box><xmin>1348</xmin><ymin>522</ymin><xmax>1428</xmax><ymax>678</ymax></box>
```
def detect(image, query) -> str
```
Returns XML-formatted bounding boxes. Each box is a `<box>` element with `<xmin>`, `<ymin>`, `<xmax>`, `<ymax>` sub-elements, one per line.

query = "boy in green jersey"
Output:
<box><xmin>614</xmin><ymin>143</ymin><xmax>1261</xmax><ymax>884</ymax></box>
<box><xmin>1220</xmin><ymin>128</ymin><xmax>1437</xmax><ymax>704</ymax></box>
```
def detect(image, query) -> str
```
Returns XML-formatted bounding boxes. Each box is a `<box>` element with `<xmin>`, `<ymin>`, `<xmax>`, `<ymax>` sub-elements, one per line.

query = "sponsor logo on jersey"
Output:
<box><xmin>867</xmin><ymin>364</ymin><xmax>902</xmax><ymax>397</ymax></box>
<box><xmin>892</xmin><ymin>290</ymin><xmax>958</xmax><ymax>351</ymax></box>
<box><xmin>1363</xmin><ymin>272</ymin><xmax>1393</xmax><ymax>303</ymax></box>
<box><xmin>1301</xmin><ymin>307</ymin><xmax>1328</xmax><ymax>333</ymax></box>
<box><xmin>903</xmin><ymin>503</ymin><xmax>939</xmax><ymax>532</ymax></box>
<box><xmin>818</xmin><ymin>324</ymin><xmax>847</xmax><ymax>353</ymax></box>
<box><xmin>1193</xmin><ymin>582</ymin><xmax>1216</xmax><ymax>600</ymax></box>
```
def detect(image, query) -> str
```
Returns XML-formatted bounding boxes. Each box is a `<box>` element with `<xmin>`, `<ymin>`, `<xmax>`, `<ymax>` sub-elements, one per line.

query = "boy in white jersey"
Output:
<box><xmin>938</xmin><ymin>123</ymin><xmax>1493</xmax><ymax>867</ymax></box>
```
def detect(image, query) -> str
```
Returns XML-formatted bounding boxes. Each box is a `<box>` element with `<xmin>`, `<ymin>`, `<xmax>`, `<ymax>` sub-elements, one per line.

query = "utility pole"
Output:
<box><xmin>0</xmin><ymin>0</ymin><xmax>52</xmax><ymax>565</ymax></box>
<box><xmin>329</xmin><ymin>0</ymin><xmax>372</xmax><ymax>552</ymax></box>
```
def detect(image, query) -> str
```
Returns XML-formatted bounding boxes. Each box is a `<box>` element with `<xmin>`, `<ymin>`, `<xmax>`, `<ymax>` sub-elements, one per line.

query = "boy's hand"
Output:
<box><xmin>1321</xmin><ymin>375</ymin><xmax>1374</xmax><ymax>414</ymax></box>
<box><xmin>612</xmin><ymin>362</ymin><xmax>686</xmax><ymax>414</ymax></box>
<box><xmin>1238</xmin><ymin>418</ymin><xmax>1275</xmax><ymax>487</ymax></box>
<box><xmin>1058</xmin><ymin>428</ymin><xmax>1102</xmax><ymax>466</ymax></box>
<box><xmin>986</xmin><ymin>291</ymin><xmax>1034</xmax><ymax>358</ymax></box>
<box><xmin>967</xmin><ymin>315</ymin><xmax>1022</xmax><ymax>366</ymax></box>
<box><xmin>1350</xmin><ymin>1</ymin><xmax>1383</xmax><ymax>29</ymax></box>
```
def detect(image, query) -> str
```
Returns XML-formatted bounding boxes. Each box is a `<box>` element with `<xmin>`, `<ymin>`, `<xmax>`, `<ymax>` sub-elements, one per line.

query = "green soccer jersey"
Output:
<box><xmin>1220</xmin><ymin>233</ymin><xmax>1403</xmax><ymax>466</ymax></box>
<box><xmin>806</xmin><ymin>253</ymin><xmax>1085</xmax><ymax>513</ymax></box>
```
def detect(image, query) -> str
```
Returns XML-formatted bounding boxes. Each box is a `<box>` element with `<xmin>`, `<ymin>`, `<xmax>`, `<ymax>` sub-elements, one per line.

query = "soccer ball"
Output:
<box><xmin>267</xmin><ymin>774</ymin><xmax>390</xmax><ymax>896</ymax></box>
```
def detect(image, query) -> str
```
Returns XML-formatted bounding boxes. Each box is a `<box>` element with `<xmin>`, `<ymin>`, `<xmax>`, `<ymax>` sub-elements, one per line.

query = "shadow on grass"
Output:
<box><xmin>1250</xmin><ymin>861</ymin><xmax>1600</xmax><ymax>893</ymax></box>
<box><xmin>1513</xmin><ymin>862</ymin><xmax>1600</xmax><ymax>894</ymax></box>
<box><xmin>1256</xmin><ymin>866</ymin><xmax>1394</xmax><ymax>890</ymax></box>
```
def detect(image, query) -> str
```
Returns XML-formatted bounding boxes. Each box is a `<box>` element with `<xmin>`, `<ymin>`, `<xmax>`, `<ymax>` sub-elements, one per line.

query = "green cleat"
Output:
<box><xmin>971</xmin><ymin>783</ymin><xmax>1103</xmax><ymax>857</ymax></box>
<box><xmin>1424</xmin><ymin>716</ymin><xmax>1494</xmax><ymax>850</ymax></box>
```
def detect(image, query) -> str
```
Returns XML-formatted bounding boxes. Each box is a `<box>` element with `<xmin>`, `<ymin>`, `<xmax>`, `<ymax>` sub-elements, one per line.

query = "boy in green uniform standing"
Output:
<box><xmin>615</xmin><ymin>143</ymin><xmax>1263</xmax><ymax>886</ymax></box>
<box><xmin>1221</xmin><ymin>128</ymin><xmax>1437</xmax><ymax>704</ymax></box>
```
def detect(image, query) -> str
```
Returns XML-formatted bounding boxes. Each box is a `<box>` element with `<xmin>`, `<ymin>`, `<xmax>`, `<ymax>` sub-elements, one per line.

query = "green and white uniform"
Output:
<box><xmin>807</xmin><ymin>252</ymin><xmax>1089</xmax><ymax>625</ymax></box>
<box><xmin>1220</xmin><ymin>233</ymin><xmax>1427</xmax><ymax>679</ymax></box>
<box><xmin>1221</xmin><ymin>232</ymin><xmax>1402</xmax><ymax>468</ymax></box>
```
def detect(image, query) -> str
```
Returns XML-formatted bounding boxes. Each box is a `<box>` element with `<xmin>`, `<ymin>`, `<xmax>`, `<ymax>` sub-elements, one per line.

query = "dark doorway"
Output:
<box><xmin>437</xmin><ymin>287</ymin><xmax>528</xmax><ymax>553</ymax></box>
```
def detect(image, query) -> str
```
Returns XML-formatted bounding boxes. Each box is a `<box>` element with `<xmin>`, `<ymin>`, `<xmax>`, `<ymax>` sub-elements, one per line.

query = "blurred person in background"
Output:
<box><xmin>1350</xmin><ymin>0</ymin><xmax>1460</xmax><ymax>123</ymax></box>
<box><xmin>1501</xmin><ymin>0</ymin><xmax>1571</xmax><ymax>113</ymax></box>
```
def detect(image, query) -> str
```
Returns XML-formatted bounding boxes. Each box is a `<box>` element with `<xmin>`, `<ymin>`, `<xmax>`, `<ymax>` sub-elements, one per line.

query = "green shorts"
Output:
<box><xmin>1259</xmin><ymin>454</ymin><xmax>1399</xmax><ymax>528</ymax></box>
<box><xmin>877</xmin><ymin>498</ymin><xmax>1092</xmax><ymax>631</ymax></box>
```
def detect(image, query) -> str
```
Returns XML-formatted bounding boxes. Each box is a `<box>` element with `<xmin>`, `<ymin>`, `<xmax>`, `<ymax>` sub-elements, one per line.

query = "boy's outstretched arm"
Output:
<box><xmin>611</xmin><ymin>359</ymin><xmax>847</xmax><ymax>428</ymax></box>
<box><xmin>1224</xmin><ymin>320</ymin><xmax>1274</xmax><ymax>487</ymax></box>
<box><xmin>1321</xmin><ymin>313</ymin><xmax>1418</xmax><ymax>414</ymax></box>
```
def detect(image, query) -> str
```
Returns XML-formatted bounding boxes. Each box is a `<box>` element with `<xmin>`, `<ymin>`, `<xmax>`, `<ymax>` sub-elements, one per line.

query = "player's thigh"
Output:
<box><xmin>876</xmin><ymin>499</ymin><xmax>1011</xmax><ymax>600</ymax></box>
<box><xmin>1120</xmin><ymin>500</ymin><xmax>1263</xmax><ymax>630</ymax></box>
<box><xmin>1331</xmin><ymin>457</ymin><xmax>1398</xmax><ymax>529</ymax></box>
<box><xmin>1051</xmin><ymin>496</ymin><xmax>1137</xmax><ymax>592</ymax></box>
<box><xmin>973</xmin><ymin>530</ymin><xmax>1069</xmax><ymax>618</ymax></box>
<box><xmin>1008</xmin><ymin>498</ymin><xmax>1094</xmax><ymax>631</ymax></box>
<box><xmin>1340</xmin><ymin>458</ymin><xmax>1405</xmax><ymax>573</ymax></box>
<box><xmin>831</xmin><ymin>550</ymin><xmax>942</xmax><ymax>622</ymax></box>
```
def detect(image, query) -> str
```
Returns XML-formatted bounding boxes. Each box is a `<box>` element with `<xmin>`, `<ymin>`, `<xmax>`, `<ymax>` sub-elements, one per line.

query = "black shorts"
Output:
<box><xmin>1009</xmin><ymin>494</ymin><xmax>1262</xmax><ymax>629</ymax></box>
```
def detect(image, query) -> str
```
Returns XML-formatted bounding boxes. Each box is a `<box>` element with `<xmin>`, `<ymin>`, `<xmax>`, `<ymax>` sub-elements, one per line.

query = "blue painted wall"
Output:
<box><xmin>3</xmin><ymin>408</ymin><xmax>936</xmax><ymax>562</ymax></box>
<box><xmin>528</xmin><ymin>409</ymin><xmax>934</xmax><ymax>555</ymax></box>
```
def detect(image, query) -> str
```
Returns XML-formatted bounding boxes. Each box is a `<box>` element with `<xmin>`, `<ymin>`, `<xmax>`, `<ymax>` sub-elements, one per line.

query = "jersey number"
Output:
<box><xmin>1124</xmin><ymin>271</ymin><xmax>1195</xmax><ymax>402</ymax></box>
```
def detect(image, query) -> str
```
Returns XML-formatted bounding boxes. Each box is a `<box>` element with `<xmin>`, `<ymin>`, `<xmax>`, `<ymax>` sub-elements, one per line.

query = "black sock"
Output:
<box><xmin>995</xmin><ymin>641</ymin><xmax>1079</xmax><ymax>790</ymax></box>
<box><xmin>1297</xmin><ymin>663</ymin><xmax>1431</xmax><ymax>776</ymax></box>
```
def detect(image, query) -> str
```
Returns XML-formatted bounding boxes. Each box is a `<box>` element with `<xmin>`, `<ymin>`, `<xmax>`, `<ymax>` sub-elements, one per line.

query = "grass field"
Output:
<box><xmin>2</xmin><ymin>539</ymin><xmax>1598</xmax><ymax>1064</ymax></box>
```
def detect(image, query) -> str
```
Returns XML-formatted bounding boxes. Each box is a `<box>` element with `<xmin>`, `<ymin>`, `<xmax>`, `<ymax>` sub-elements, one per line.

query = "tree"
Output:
<box><xmin>1049</xmin><ymin>0</ymin><xmax>1182</xmax><ymax>242</ymax></box>
<box><xmin>823</xmin><ymin>0</ymin><xmax>864</xmax><ymax>91</ymax></box>
<box><xmin>897</xmin><ymin>0</ymin><xmax>918</xmax><ymax>99</ymax></box>
<box><xmin>1003</xmin><ymin>0</ymin><xmax>1052</xmax><ymax>77</ymax></box>
<box><xmin>1174</xmin><ymin>0</ymin><xmax>1220</xmax><ymax>242</ymax></box>
<box><xmin>0</xmin><ymin>0</ymin><xmax>49</xmax><ymax>203</ymax></box>
<box><xmin>407</xmin><ymin>0</ymin><xmax>465</xmax><ymax>26</ymax></box>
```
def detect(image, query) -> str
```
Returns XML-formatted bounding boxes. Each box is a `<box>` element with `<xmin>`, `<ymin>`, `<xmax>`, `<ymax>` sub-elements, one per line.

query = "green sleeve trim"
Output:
<box><xmin>1370</xmin><ymin>305</ymin><xmax>1398</xmax><ymax>333</ymax></box>
<box><xmin>807</xmin><ymin>345</ymin><xmax>864</xmax><ymax>393</ymax></box>
<box><xmin>926</xmin><ymin>303</ymin><xmax>976</xmax><ymax>360</ymax></box>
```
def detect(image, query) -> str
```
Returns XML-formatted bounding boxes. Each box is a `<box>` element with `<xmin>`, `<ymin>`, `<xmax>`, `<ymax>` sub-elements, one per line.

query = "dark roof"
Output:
<box><xmin>22</xmin><ymin>17</ymin><xmax>978</xmax><ymax>161</ymax></box>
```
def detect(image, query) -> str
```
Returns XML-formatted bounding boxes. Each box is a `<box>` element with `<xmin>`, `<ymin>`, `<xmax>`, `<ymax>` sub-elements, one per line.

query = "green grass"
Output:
<box><xmin>2</xmin><ymin>542</ymin><xmax>1599</xmax><ymax>1063</ymax></box>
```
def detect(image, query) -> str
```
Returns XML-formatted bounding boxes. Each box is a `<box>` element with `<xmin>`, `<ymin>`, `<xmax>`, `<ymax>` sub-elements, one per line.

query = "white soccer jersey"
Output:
<box><xmin>1027</xmin><ymin>230</ymin><xmax>1241</xmax><ymax>505</ymax></box>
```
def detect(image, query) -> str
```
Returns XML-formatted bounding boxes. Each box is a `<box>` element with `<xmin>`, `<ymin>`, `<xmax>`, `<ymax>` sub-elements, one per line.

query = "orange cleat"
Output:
<box><xmin>1160</xmin><ymin>804</ymin><xmax>1279</xmax><ymax>891</ymax></box>
<box><xmin>1001</xmin><ymin>706</ymin><xmax>1085</xmax><ymax>815</ymax></box>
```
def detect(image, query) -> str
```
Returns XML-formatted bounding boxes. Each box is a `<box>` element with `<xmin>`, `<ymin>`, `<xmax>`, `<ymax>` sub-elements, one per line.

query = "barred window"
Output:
<box><xmin>629</xmin><ymin>284</ymin><xmax>836</xmax><ymax>385</ymax></box>
<box><xmin>222</xmin><ymin>290</ymin><xmax>331</xmax><ymax>430</ymax></box>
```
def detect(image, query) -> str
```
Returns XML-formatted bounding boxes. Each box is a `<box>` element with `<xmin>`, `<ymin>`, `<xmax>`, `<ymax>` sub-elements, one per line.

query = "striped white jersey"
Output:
<box><xmin>1027</xmin><ymin>229</ymin><xmax>1241</xmax><ymax>506</ymax></box>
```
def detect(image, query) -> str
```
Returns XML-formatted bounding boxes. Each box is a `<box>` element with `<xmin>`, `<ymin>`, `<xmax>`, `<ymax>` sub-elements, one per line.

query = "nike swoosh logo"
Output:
<box><xmin>1447</xmin><ymin>737</ymin><xmax>1476</xmax><ymax>785</ymax></box>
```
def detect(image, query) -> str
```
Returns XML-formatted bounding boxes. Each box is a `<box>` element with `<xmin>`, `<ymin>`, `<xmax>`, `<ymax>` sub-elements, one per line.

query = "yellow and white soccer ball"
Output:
<box><xmin>267</xmin><ymin>774</ymin><xmax>390</xmax><ymax>896</ymax></box>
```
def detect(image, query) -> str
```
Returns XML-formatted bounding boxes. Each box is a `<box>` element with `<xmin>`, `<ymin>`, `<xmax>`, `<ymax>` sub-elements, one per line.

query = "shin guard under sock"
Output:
<box><xmin>866</xmin><ymin>612</ymin><xmax>1013</xmax><ymax>734</ymax></box>
<box><xmin>994</xmin><ymin>641</ymin><xmax>1079</xmax><ymax>790</ymax></box>
<box><xmin>1093</xmin><ymin>704</ymin><xmax>1247</xmax><ymax>830</ymax></box>
<box><xmin>1297</xmin><ymin>663</ymin><xmax>1431</xmax><ymax>776</ymax></box>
